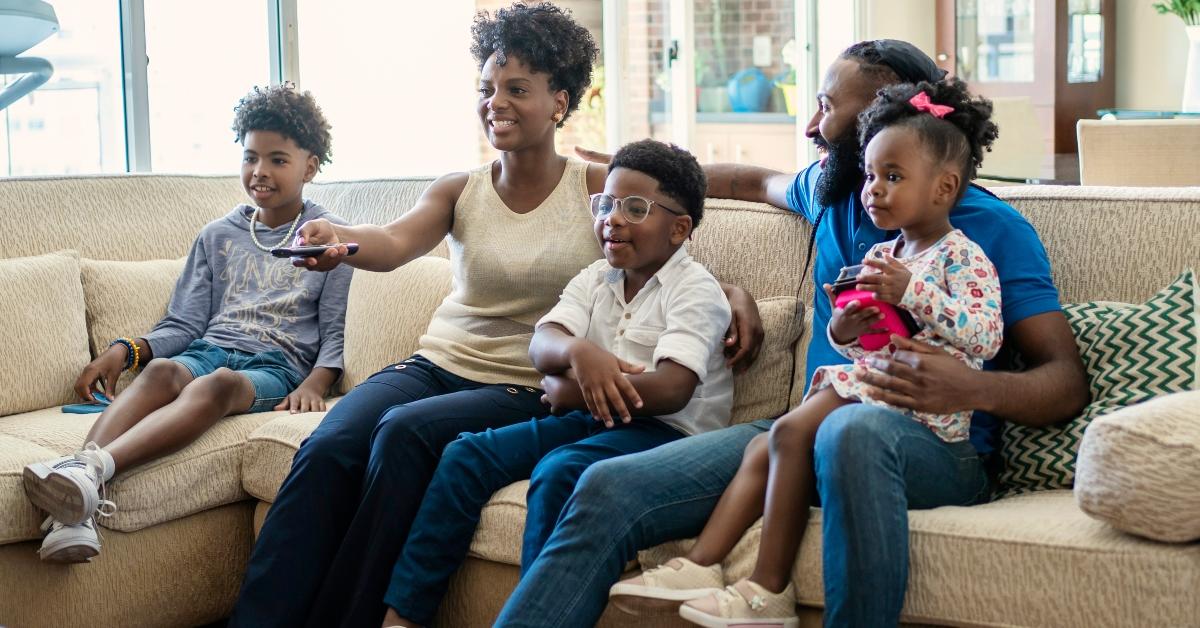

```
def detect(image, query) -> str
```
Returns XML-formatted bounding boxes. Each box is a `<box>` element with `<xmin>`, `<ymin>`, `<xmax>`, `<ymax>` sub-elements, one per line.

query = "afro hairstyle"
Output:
<box><xmin>609</xmin><ymin>139</ymin><xmax>707</xmax><ymax>230</ymax></box>
<box><xmin>232</xmin><ymin>84</ymin><xmax>332</xmax><ymax>168</ymax></box>
<box><xmin>470</xmin><ymin>2</ymin><xmax>598</xmax><ymax>128</ymax></box>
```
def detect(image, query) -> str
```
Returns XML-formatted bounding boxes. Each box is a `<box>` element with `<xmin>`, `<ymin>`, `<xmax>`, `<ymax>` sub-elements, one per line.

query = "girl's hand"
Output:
<box><xmin>568</xmin><ymin>341</ymin><xmax>645</xmax><ymax>427</ymax></box>
<box><xmin>294</xmin><ymin>219</ymin><xmax>349</xmax><ymax>271</ymax></box>
<box><xmin>824</xmin><ymin>283</ymin><xmax>882</xmax><ymax>345</ymax></box>
<box><xmin>273</xmin><ymin>386</ymin><xmax>327</xmax><ymax>414</ymax></box>
<box><xmin>856</xmin><ymin>255</ymin><xmax>912</xmax><ymax>305</ymax></box>
<box><xmin>74</xmin><ymin>344</ymin><xmax>128</xmax><ymax>402</ymax></box>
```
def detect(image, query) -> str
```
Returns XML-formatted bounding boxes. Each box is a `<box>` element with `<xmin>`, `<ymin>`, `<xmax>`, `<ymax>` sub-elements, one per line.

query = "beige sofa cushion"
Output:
<box><xmin>0</xmin><ymin>434</ymin><xmax>61</xmax><ymax>544</ymax></box>
<box><xmin>0</xmin><ymin>251</ymin><xmax>90</xmax><ymax>415</ymax></box>
<box><xmin>0</xmin><ymin>502</ymin><xmax>254</xmax><ymax>628</ymax></box>
<box><xmin>0</xmin><ymin>406</ymin><xmax>284</xmax><ymax>533</ymax></box>
<box><xmin>242</xmin><ymin>412</ymin><xmax>324</xmax><ymax>502</ymax></box>
<box><xmin>80</xmin><ymin>257</ymin><xmax>186</xmax><ymax>392</ymax></box>
<box><xmin>641</xmin><ymin>490</ymin><xmax>1200</xmax><ymax>627</ymax></box>
<box><xmin>0</xmin><ymin>175</ymin><xmax>244</xmax><ymax>262</ymax></box>
<box><xmin>340</xmin><ymin>256</ymin><xmax>453</xmax><ymax>392</ymax></box>
<box><xmin>730</xmin><ymin>297</ymin><xmax>804</xmax><ymax>423</ymax></box>
<box><xmin>1075</xmin><ymin>390</ymin><xmax>1200</xmax><ymax>543</ymax></box>
<box><xmin>241</xmin><ymin>408</ymin><xmax>528</xmax><ymax>566</ymax></box>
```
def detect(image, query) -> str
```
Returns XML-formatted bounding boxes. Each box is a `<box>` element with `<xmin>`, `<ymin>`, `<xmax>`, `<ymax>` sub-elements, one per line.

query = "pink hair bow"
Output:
<box><xmin>908</xmin><ymin>91</ymin><xmax>954</xmax><ymax>118</ymax></box>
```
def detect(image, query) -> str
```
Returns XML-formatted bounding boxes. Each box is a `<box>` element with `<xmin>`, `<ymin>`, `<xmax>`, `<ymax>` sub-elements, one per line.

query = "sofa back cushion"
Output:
<box><xmin>994</xmin><ymin>186</ymin><xmax>1200</xmax><ymax>304</ymax></box>
<box><xmin>306</xmin><ymin>178</ymin><xmax>449</xmax><ymax>258</ymax></box>
<box><xmin>731</xmin><ymin>297</ymin><xmax>805</xmax><ymax>423</ymax></box>
<box><xmin>0</xmin><ymin>251</ymin><xmax>90</xmax><ymax>415</ymax></box>
<box><xmin>340</xmin><ymin>256</ymin><xmax>454</xmax><ymax>392</ymax></box>
<box><xmin>80</xmin><ymin>258</ymin><xmax>186</xmax><ymax>392</ymax></box>
<box><xmin>0</xmin><ymin>175</ymin><xmax>244</xmax><ymax>262</ymax></box>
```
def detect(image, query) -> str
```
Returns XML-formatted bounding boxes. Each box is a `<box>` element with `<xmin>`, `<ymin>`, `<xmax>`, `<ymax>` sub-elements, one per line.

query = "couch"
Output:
<box><xmin>0</xmin><ymin>174</ymin><xmax>1197</xmax><ymax>627</ymax></box>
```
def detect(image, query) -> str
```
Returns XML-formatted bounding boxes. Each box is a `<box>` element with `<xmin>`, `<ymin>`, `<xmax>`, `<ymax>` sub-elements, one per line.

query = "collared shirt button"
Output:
<box><xmin>618</xmin><ymin>329</ymin><xmax>625</xmax><ymax>336</ymax></box>
<box><xmin>624</xmin><ymin>312</ymin><xmax>631</xmax><ymax>319</ymax></box>
<box><xmin>857</xmin><ymin>242</ymin><xmax>867</xmax><ymax>251</ymax></box>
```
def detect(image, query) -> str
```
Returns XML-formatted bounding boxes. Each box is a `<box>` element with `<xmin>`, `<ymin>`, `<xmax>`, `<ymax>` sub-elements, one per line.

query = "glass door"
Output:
<box><xmin>689</xmin><ymin>0</ymin><xmax>798</xmax><ymax>168</ymax></box>
<box><xmin>606</xmin><ymin>0</ymin><xmax>856</xmax><ymax>173</ymax></box>
<box><xmin>602</xmin><ymin>0</ymin><xmax>685</xmax><ymax>153</ymax></box>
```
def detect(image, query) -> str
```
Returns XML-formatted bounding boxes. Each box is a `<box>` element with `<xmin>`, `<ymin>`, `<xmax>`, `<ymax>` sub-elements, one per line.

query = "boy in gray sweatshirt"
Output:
<box><xmin>22</xmin><ymin>84</ymin><xmax>352</xmax><ymax>563</ymax></box>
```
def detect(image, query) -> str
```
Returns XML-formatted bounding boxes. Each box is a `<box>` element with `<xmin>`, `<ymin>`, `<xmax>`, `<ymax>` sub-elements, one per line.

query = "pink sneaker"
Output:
<box><xmin>679</xmin><ymin>578</ymin><xmax>799</xmax><ymax>627</ymax></box>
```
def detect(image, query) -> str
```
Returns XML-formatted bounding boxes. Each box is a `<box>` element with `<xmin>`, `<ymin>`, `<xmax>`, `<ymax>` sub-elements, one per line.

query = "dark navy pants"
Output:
<box><xmin>228</xmin><ymin>355</ymin><xmax>545</xmax><ymax>628</ymax></box>
<box><xmin>381</xmin><ymin>411</ymin><xmax>684</xmax><ymax>625</ymax></box>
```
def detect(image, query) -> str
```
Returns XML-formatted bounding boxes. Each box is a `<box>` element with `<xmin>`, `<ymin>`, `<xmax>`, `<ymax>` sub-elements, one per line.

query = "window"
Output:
<box><xmin>143</xmin><ymin>0</ymin><xmax>271</xmax><ymax>174</ymax></box>
<box><xmin>1</xmin><ymin>0</ymin><xmax>124</xmax><ymax>176</ymax></box>
<box><xmin>296</xmin><ymin>0</ymin><xmax>480</xmax><ymax>179</ymax></box>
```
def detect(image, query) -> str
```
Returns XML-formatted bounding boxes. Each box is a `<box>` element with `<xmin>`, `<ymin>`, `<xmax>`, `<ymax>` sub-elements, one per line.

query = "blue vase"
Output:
<box><xmin>727</xmin><ymin>68</ymin><xmax>772</xmax><ymax>113</ymax></box>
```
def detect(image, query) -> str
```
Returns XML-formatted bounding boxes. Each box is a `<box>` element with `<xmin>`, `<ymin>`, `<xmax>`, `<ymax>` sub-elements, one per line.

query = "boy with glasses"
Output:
<box><xmin>377</xmin><ymin>139</ymin><xmax>734</xmax><ymax>628</ymax></box>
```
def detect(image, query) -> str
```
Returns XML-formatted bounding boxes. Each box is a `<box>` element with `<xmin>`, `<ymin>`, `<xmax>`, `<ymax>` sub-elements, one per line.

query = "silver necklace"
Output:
<box><xmin>248</xmin><ymin>206</ymin><xmax>304</xmax><ymax>253</ymax></box>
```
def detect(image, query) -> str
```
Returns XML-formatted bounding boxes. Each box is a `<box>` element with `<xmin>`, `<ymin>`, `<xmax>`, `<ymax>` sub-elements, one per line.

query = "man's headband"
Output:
<box><xmin>870</xmin><ymin>39</ymin><xmax>947</xmax><ymax>85</ymax></box>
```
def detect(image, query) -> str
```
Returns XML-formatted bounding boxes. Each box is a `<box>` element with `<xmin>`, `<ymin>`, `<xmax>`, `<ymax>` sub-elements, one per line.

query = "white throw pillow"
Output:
<box><xmin>0</xmin><ymin>251</ymin><xmax>90</xmax><ymax>415</ymax></box>
<box><xmin>1075</xmin><ymin>390</ymin><xmax>1200</xmax><ymax>543</ymax></box>
<box><xmin>80</xmin><ymin>257</ymin><xmax>187</xmax><ymax>392</ymax></box>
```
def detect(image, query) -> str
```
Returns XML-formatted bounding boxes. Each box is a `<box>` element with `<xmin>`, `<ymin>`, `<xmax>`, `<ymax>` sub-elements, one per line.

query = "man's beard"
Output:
<box><xmin>813</xmin><ymin>132</ymin><xmax>863</xmax><ymax>209</ymax></box>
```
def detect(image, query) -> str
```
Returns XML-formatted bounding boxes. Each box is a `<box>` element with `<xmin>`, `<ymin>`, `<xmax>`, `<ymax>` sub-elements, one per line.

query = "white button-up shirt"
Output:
<box><xmin>537</xmin><ymin>245</ymin><xmax>734</xmax><ymax>435</ymax></box>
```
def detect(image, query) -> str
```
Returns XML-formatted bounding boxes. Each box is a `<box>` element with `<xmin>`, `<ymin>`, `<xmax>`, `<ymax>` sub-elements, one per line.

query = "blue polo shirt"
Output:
<box><xmin>786</xmin><ymin>161</ymin><xmax>1060</xmax><ymax>455</ymax></box>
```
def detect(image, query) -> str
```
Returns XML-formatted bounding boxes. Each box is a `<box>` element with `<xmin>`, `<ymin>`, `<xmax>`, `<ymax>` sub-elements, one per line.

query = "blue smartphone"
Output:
<box><xmin>61</xmin><ymin>392</ymin><xmax>111</xmax><ymax>414</ymax></box>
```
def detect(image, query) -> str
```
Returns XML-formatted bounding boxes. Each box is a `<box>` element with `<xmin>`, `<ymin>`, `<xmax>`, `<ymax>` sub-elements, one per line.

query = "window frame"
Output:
<box><xmin>116</xmin><ymin>0</ymin><xmax>297</xmax><ymax>173</ymax></box>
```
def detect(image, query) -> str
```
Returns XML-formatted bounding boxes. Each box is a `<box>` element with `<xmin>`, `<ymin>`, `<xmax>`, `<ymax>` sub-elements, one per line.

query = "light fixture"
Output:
<box><xmin>0</xmin><ymin>0</ymin><xmax>59</xmax><ymax>111</ymax></box>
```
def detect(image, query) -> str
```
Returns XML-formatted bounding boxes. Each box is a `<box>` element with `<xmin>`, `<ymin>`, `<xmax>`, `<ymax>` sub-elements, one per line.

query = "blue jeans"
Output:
<box><xmin>495</xmin><ymin>404</ymin><xmax>990</xmax><ymax>628</ymax></box>
<box><xmin>384</xmin><ymin>411</ymin><xmax>683</xmax><ymax>625</ymax></box>
<box><xmin>170</xmin><ymin>339</ymin><xmax>302</xmax><ymax>412</ymax></box>
<box><xmin>228</xmin><ymin>355</ymin><xmax>546</xmax><ymax>628</ymax></box>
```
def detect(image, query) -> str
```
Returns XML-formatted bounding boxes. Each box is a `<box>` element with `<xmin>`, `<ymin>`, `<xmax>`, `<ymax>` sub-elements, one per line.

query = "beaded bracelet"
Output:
<box><xmin>109</xmin><ymin>337</ymin><xmax>139</xmax><ymax>371</ymax></box>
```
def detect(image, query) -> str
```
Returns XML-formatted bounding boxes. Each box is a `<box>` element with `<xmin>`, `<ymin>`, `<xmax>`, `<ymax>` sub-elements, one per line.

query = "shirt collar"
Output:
<box><xmin>604</xmin><ymin>243</ymin><xmax>692</xmax><ymax>296</ymax></box>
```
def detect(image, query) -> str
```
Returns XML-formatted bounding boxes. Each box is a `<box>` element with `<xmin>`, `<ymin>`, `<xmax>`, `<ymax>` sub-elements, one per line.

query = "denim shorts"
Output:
<box><xmin>170</xmin><ymin>339</ymin><xmax>304</xmax><ymax>412</ymax></box>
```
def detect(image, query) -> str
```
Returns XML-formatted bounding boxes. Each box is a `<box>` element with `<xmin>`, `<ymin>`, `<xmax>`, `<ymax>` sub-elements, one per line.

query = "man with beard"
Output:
<box><xmin>494</xmin><ymin>40</ymin><xmax>1088</xmax><ymax>628</ymax></box>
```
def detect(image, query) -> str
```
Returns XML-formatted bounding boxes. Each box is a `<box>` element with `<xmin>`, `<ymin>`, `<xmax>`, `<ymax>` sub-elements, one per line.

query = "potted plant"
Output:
<box><xmin>1153</xmin><ymin>0</ymin><xmax>1200</xmax><ymax>111</ymax></box>
<box><xmin>775</xmin><ymin>38</ymin><xmax>799</xmax><ymax>116</ymax></box>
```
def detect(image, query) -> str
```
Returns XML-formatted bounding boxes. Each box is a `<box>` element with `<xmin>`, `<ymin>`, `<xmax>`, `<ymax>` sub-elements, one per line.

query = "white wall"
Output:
<box><xmin>1116</xmin><ymin>0</ymin><xmax>1189</xmax><ymax>110</ymax></box>
<box><xmin>298</xmin><ymin>0</ymin><xmax>479</xmax><ymax>181</ymax></box>
<box><xmin>860</xmin><ymin>1</ymin><xmax>1190</xmax><ymax>111</ymax></box>
<box><xmin>863</xmin><ymin>0</ymin><xmax>936</xmax><ymax>58</ymax></box>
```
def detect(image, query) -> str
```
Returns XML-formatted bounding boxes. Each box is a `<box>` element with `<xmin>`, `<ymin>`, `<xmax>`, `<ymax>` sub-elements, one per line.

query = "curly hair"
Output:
<box><xmin>471</xmin><ymin>2</ymin><xmax>598</xmax><ymax>128</ymax></box>
<box><xmin>857</xmin><ymin>78</ymin><xmax>998</xmax><ymax>199</ymax></box>
<box><xmin>232</xmin><ymin>84</ymin><xmax>332</xmax><ymax>168</ymax></box>
<box><xmin>610</xmin><ymin>139</ymin><xmax>707</xmax><ymax>230</ymax></box>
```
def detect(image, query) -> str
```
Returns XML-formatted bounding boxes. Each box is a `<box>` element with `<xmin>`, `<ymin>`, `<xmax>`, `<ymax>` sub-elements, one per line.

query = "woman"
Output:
<box><xmin>229</xmin><ymin>4</ymin><xmax>762</xmax><ymax>627</ymax></box>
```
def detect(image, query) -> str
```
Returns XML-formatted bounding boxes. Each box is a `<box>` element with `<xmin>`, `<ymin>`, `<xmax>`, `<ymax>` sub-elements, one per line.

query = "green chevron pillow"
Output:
<box><xmin>998</xmin><ymin>269</ymin><xmax>1199</xmax><ymax>495</ymax></box>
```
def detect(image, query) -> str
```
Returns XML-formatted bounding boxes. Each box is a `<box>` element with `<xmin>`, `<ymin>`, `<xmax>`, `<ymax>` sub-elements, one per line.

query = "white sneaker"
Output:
<box><xmin>37</xmin><ymin>516</ymin><xmax>101</xmax><ymax>563</ymax></box>
<box><xmin>23</xmin><ymin>444</ymin><xmax>116</xmax><ymax>525</ymax></box>
<box><xmin>609</xmin><ymin>558</ymin><xmax>724</xmax><ymax>615</ymax></box>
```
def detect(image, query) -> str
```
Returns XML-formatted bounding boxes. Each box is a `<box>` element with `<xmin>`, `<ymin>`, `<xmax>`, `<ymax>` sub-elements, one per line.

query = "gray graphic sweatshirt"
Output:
<box><xmin>142</xmin><ymin>200</ymin><xmax>353</xmax><ymax>378</ymax></box>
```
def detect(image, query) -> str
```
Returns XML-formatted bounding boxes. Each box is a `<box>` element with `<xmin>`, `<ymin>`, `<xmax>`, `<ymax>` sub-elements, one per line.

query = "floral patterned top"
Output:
<box><xmin>809</xmin><ymin>229</ymin><xmax>1004</xmax><ymax>442</ymax></box>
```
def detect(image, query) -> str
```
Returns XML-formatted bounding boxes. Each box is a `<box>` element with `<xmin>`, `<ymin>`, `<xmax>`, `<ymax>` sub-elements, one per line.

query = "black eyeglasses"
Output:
<box><xmin>589</xmin><ymin>193</ymin><xmax>687</xmax><ymax>224</ymax></box>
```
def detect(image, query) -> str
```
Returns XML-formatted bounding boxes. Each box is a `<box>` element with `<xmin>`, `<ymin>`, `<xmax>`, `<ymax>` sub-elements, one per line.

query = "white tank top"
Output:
<box><xmin>417</xmin><ymin>158</ymin><xmax>601</xmax><ymax>387</ymax></box>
